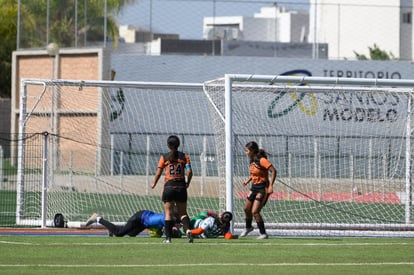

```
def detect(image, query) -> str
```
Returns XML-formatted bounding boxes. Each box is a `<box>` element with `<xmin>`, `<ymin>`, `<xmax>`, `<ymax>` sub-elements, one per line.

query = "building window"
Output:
<box><xmin>403</xmin><ymin>12</ymin><xmax>412</xmax><ymax>24</ymax></box>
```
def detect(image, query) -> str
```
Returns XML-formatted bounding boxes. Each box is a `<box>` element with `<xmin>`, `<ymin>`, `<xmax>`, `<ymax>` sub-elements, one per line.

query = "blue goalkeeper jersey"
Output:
<box><xmin>141</xmin><ymin>210</ymin><xmax>165</xmax><ymax>229</ymax></box>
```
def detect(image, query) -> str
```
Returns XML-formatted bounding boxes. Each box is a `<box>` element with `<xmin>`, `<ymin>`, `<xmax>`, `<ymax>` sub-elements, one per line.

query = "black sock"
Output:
<box><xmin>257</xmin><ymin>221</ymin><xmax>266</xmax><ymax>234</ymax></box>
<box><xmin>164</xmin><ymin>220</ymin><xmax>173</xmax><ymax>239</ymax></box>
<box><xmin>245</xmin><ymin>218</ymin><xmax>253</xmax><ymax>229</ymax></box>
<box><xmin>181</xmin><ymin>216</ymin><xmax>190</xmax><ymax>232</ymax></box>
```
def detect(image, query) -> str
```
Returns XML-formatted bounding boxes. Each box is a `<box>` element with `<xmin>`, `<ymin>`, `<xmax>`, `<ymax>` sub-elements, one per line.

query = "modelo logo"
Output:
<box><xmin>321</xmin><ymin>93</ymin><xmax>399</xmax><ymax>123</ymax></box>
<box><xmin>267</xmin><ymin>69</ymin><xmax>400</xmax><ymax>123</ymax></box>
<box><xmin>267</xmin><ymin>70</ymin><xmax>317</xmax><ymax>118</ymax></box>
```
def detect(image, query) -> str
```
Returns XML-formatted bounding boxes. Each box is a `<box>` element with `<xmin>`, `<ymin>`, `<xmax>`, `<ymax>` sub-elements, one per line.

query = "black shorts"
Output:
<box><xmin>162</xmin><ymin>181</ymin><xmax>187</xmax><ymax>202</ymax></box>
<box><xmin>247</xmin><ymin>183</ymin><xmax>266</xmax><ymax>202</ymax></box>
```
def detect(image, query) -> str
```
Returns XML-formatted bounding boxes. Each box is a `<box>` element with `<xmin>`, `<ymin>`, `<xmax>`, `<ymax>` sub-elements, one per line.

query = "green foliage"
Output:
<box><xmin>0</xmin><ymin>0</ymin><xmax>17</xmax><ymax>98</ymax></box>
<box><xmin>20</xmin><ymin>0</ymin><xmax>135</xmax><ymax>48</ymax></box>
<box><xmin>354</xmin><ymin>44</ymin><xmax>396</xmax><ymax>60</ymax></box>
<box><xmin>0</xmin><ymin>0</ymin><xmax>137</xmax><ymax>98</ymax></box>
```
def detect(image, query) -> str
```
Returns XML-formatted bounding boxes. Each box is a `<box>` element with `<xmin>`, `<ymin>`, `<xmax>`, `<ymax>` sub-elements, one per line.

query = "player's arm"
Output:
<box><xmin>221</xmin><ymin>219</ymin><xmax>238</xmax><ymax>240</ymax></box>
<box><xmin>151</xmin><ymin>167</ymin><xmax>163</xmax><ymax>189</ymax></box>
<box><xmin>243</xmin><ymin>177</ymin><xmax>252</xmax><ymax>186</ymax></box>
<box><xmin>267</xmin><ymin>165</ymin><xmax>277</xmax><ymax>194</ymax></box>
<box><xmin>190</xmin><ymin>227</ymin><xmax>205</xmax><ymax>236</ymax></box>
<box><xmin>151</xmin><ymin>156</ymin><xmax>165</xmax><ymax>189</ymax></box>
<box><xmin>185</xmin><ymin>154</ymin><xmax>192</xmax><ymax>188</ymax></box>
<box><xmin>190</xmin><ymin>217</ymin><xmax>213</xmax><ymax>236</ymax></box>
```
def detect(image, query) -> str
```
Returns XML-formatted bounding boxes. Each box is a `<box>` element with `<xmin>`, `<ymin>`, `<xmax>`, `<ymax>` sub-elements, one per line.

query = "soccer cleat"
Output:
<box><xmin>240</xmin><ymin>227</ymin><xmax>254</xmax><ymax>237</ymax></box>
<box><xmin>186</xmin><ymin>230</ymin><xmax>194</xmax><ymax>243</ymax></box>
<box><xmin>257</xmin><ymin>234</ymin><xmax>269</xmax><ymax>239</ymax></box>
<box><xmin>108</xmin><ymin>231</ymin><xmax>114</xmax><ymax>237</ymax></box>
<box><xmin>85</xmin><ymin>213</ymin><xmax>98</xmax><ymax>227</ymax></box>
<box><xmin>163</xmin><ymin>238</ymin><xmax>171</xmax><ymax>244</ymax></box>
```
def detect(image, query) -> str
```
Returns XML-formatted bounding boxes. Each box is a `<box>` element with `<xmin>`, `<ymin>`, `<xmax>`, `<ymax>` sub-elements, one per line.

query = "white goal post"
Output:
<box><xmin>14</xmin><ymin>76</ymin><xmax>414</xmax><ymax>237</ymax></box>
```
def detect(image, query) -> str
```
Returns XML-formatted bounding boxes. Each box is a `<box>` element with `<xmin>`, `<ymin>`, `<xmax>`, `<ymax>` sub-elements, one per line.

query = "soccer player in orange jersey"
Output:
<box><xmin>151</xmin><ymin>135</ymin><xmax>193</xmax><ymax>243</ymax></box>
<box><xmin>240</xmin><ymin>141</ymin><xmax>277</xmax><ymax>239</ymax></box>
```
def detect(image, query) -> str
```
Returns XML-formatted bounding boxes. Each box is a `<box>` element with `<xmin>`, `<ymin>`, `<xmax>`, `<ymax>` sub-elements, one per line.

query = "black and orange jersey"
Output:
<box><xmin>249</xmin><ymin>157</ymin><xmax>272</xmax><ymax>184</ymax></box>
<box><xmin>157</xmin><ymin>151</ymin><xmax>191</xmax><ymax>183</ymax></box>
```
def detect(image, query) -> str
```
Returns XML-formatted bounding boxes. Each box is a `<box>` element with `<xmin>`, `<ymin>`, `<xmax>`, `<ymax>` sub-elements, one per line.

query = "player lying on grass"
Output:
<box><xmin>85</xmin><ymin>210</ymin><xmax>181</xmax><ymax>238</ymax></box>
<box><xmin>188</xmin><ymin>210</ymin><xmax>237</xmax><ymax>239</ymax></box>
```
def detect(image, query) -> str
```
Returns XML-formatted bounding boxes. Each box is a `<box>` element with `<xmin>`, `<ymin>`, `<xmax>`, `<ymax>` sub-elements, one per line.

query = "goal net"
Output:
<box><xmin>203</xmin><ymin>74</ymin><xmax>414</xmax><ymax>237</ymax></box>
<box><xmin>16</xmin><ymin>78</ymin><xmax>222</xmax><ymax>228</ymax></box>
<box><xmin>15</xmin><ymin>76</ymin><xmax>414</xmax><ymax>237</ymax></box>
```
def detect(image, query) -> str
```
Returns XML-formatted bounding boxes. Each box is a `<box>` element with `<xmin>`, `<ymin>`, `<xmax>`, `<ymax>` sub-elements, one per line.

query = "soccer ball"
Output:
<box><xmin>148</xmin><ymin>227</ymin><xmax>163</xmax><ymax>238</ymax></box>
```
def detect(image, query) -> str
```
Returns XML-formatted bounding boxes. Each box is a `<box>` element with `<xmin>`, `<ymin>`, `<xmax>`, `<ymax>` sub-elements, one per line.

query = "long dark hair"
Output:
<box><xmin>166</xmin><ymin>135</ymin><xmax>180</xmax><ymax>162</ymax></box>
<box><xmin>219</xmin><ymin>211</ymin><xmax>233</xmax><ymax>233</ymax></box>
<box><xmin>245</xmin><ymin>141</ymin><xmax>268</xmax><ymax>159</ymax></box>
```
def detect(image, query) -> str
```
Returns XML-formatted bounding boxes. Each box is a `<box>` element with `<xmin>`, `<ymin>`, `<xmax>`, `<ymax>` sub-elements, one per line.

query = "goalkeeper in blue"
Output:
<box><xmin>188</xmin><ymin>210</ymin><xmax>237</xmax><ymax>239</ymax></box>
<box><xmin>85</xmin><ymin>210</ymin><xmax>181</xmax><ymax>238</ymax></box>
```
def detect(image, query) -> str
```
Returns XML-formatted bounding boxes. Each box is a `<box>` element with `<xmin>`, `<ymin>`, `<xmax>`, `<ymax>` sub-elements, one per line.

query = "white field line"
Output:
<box><xmin>0</xmin><ymin>262</ymin><xmax>414</xmax><ymax>268</ymax></box>
<box><xmin>2</xmin><ymin>240</ymin><xmax>414</xmax><ymax>247</ymax></box>
<box><xmin>0</xmin><ymin>241</ymin><xmax>34</xmax><ymax>245</ymax></box>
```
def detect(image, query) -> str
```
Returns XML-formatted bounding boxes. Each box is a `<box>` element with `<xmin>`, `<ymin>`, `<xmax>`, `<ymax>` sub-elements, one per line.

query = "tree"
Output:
<box><xmin>0</xmin><ymin>0</ymin><xmax>136</xmax><ymax>98</ymax></box>
<box><xmin>354</xmin><ymin>44</ymin><xmax>396</xmax><ymax>60</ymax></box>
<box><xmin>0</xmin><ymin>0</ymin><xmax>18</xmax><ymax>98</ymax></box>
<box><xmin>21</xmin><ymin>0</ymin><xmax>137</xmax><ymax>48</ymax></box>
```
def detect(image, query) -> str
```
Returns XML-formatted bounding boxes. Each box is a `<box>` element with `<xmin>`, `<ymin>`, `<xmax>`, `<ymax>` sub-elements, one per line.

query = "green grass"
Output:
<box><xmin>0</xmin><ymin>189</ymin><xmax>410</xmax><ymax>226</ymax></box>
<box><xmin>1</xmin><ymin>236</ymin><xmax>414</xmax><ymax>274</ymax></box>
<box><xmin>2</xmin><ymin>159</ymin><xmax>17</xmax><ymax>175</ymax></box>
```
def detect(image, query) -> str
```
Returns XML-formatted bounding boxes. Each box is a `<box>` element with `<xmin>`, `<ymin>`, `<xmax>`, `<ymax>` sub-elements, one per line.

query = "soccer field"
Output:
<box><xmin>1</xmin><ymin>235</ymin><xmax>414</xmax><ymax>274</ymax></box>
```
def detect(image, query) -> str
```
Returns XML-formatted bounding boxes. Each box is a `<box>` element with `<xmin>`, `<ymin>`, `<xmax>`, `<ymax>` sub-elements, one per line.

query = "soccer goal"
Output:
<box><xmin>203</xmin><ymin>74</ymin><xmax>414</xmax><ymax>237</ymax></box>
<box><xmin>15</xmin><ymin>78</ymin><xmax>223</xmax><ymax>228</ymax></box>
<box><xmin>14</xmin><ymin>76</ymin><xmax>414</xmax><ymax>237</ymax></box>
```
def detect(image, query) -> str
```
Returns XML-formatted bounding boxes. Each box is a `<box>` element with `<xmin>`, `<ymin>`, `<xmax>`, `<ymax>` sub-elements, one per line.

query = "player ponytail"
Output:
<box><xmin>258</xmin><ymin>149</ymin><xmax>268</xmax><ymax>159</ymax></box>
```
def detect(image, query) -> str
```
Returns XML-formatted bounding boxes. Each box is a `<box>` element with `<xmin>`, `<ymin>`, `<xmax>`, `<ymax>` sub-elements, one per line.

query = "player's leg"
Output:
<box><xmin>240</xmin><ymin>193</ymin><xmax>254</xmax><ymax>237</ymax></box>
<box><xmin>262</xmin><ymin>188</ymin><xmax>270</xmax><ymax>207</ymax></box>
<box><xmin>163</xmin><ymin>201</ymin><xmax>174</xmax><ymax>243</ymax></box>
<box><xmin>176</xmin><ymin>200</ymin><xmax>193</xmax><ymax>243</ymax></box>
<box><xmin>252</xmin><ymin>194</ymin><xmax>268</xmax><ymax>239</ymax></box>
<box><xmin>98</xmin><ymin>218</ymin><xmax>125</xmax><ymax>236</ymax></box>
<box><xmin>116</xmin><ymin>211</ymin><xmax>146</xmax><ymax>236</ymax></box>
<box><xmin>85</xmin><ymin>213</ymin><xmax>122</xmax><ymax>236</ymax></box>
<box><xmin>162</xmin><ymin>186</ymin><xmax>176</xmax><ymax>243</ymax></box>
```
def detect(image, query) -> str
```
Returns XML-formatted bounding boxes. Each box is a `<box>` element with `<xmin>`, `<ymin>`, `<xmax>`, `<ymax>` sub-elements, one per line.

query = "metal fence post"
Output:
<box><xmin>41</xmin><ymin>132</ymin><xmax>49</xmax><ymax>228</ymax></box>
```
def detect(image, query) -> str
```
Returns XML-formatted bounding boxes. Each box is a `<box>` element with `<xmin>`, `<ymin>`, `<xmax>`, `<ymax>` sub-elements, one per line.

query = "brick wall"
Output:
<box><xmin>11</xmin><ymin>48</ymin><xmax>111</xmax><ymax>172</ymax></box>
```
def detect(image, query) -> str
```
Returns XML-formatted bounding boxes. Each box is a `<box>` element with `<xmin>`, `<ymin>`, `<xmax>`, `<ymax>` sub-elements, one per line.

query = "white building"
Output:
<box><xmin>203</xmin><ymin>5</ymin><xmax>309</xmax><ymax>43</ymax></box>
<box><xmin>119</xmin><ymin>2</ymin><xmax>414</xmax><ymax>61</ymax></box>
<box><xmin>309</xmin><ymin>0</ymin><xmax>413</xmax><ymax>60</ymax></box>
